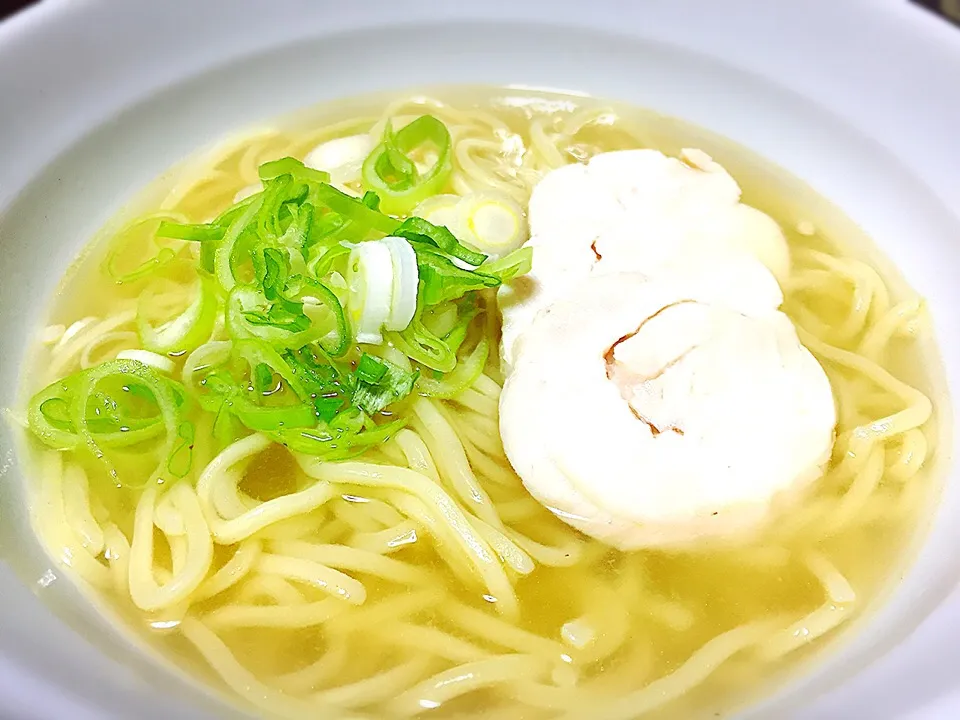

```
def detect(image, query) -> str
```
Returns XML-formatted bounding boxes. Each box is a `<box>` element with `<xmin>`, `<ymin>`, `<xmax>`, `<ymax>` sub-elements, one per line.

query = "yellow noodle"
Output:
<box><xmin>253</xmin><ymin>512</ymin><xmax>327</xmax><ymax>542</ymax></box>
<box><xmin>47</xmin><ymin>310</ymin><xmax>137</xmax><ymax>380</ymax></box>
<box><xmin>347</xmin><ymin>521</ymin><xmax>420</xmax><ymax>555</ymax></box>
<box><xmin>529</xmin><ymin>117</ymin><xmax>568</xmax><ymax>169</ymax></box>
<box><xmin>269</xmin><ymin>540</ymin><xmax>433</xmax><ymax>585</ymax></box>
<box><xmin>493</xmin><ymin>497</ymin><xmax>544</xmax><ymax>523</ymax></box>
<box><xmin>313</xmin><ymin>517</ymin><xmax>351</xmax><ymax>544</ymax></box>
<box><xmin>323</xmin><ymin>588</ymin><xmax>445</xmax><ymax>636</ymax></box>
<box><xmin>237</xmin><ymin>573</ymin><xmax>307</xmax><ymax>607</ymax></box>
<box><xmin>60</xmin><ymin>464</ymin><xmax>104</xmax><ymax>556</ymax></box>
<box><xmin>380</xmin><ymin>490</ymin><xmax>482</xmax><ymax>588</ymax></box>
<box><xmin>806</xmin><ymin>552</ymin><xmax>856</xmax><ymax>604</ymax></box>
<box><xmin>257</xmin><ymin>553</ymin><xmax>367</xmax><ymax>605</ymax></box>
<box><xmin>860</xmin><ymin>298</ymin><xmax>924</xmax><ymax>361</ymax></box>
<box><xmin>33</xmin><ymin>455</ymin><xmax>111</xmax><ymax>588</ymax></box>
<box><xmin>210</xmin><ymin>472</ymin><xmax>258</xmax><ymax>522</ymax></box>
<box><xmin>469</xmin><ymin>517</ymin><xmax>535</xmax><ymax>575</ymax></box>
<box><xmin>169</xmin><ymin>534</ymin><xmax>188</xmax><ymax>576</ymax></box>
<box><xmin>392</xmin><ymin>428</ymin><xmax>441</xmax><ymax>482</ymax></box>
<box><xmin>78</xmin><ymin>330</ymin><xmax>139</xmax><ymax>368</ymax></box>
<box><xmin>459</xmin><ymin>432</ymin><xmax>522</xmax><ymax>488</ymax></box>
<box><xmin>192</xmin><ymin>539</ymin><xmax>262</xmax><ymax>603</ymax></box>
<box><xmin>272</xmin><ymin>637</ymin><xmax>350</xmax><ymax>694</ymax></box>
<box><xmin>295</xmin><ymin>458</ymin><xmax>518</xmax><ymax>618</ymax></box>
<box><xmin>566</xmin><ymin>583</ymin><xmax>632</xmax><ymax>665</ymax></box>
<box><xmin>757</xmin><ymin>604</ymin><xmax>850</xmax><ymax>662</ymax></box>
<box><xmin>128</xmin><ymin>483</ymin><xmax>213</xmax><ymax>611</ymax></box>
<box><xmin>440</xmin><ymin>602</ymin><xmax>567</xmax><ymax>661</ymax></box>
<box><xmin>887</xmin><ymin>428</ymin><xmax>928</xmax><ymax>482</ymax></box>
<box><xmin>472</xmin><ymin>373</ymin><xmax>503</xmax><ymax>400</ymax></box>
<box><xmin>827</xmin><ymin>445</ymin><xmax>886</xmax><ymax>534</ymax></box>
<box><xmin>411</xmin><ymin>399</ymin><xmax>501</xmax><ymax>528</ymax></box>
<box><xmin>330</xmin><ymin>497</ymin><xmax>384</xmax><ymax>534</ymax></box>
<box><xmin>204</xmin><ymin>597</ymin><xmax>344</xmax><ymax>630</ymax></box>
<box><xmin>391</xmin><ymin>654</ymin><xmax>550</xmax><ymax>717</ymax></box>
<box><xmin>179</xmin><ymin>617</ymin><xmax>369</xmax><ymax>720</ymax></box>
<box><xmin>197</xmin><ymin>434</ymin><xmax>338</xmax><ymax>544</ymax></box>
<box><xmin>755</xmin><ymin>553</ymin><xmax>856</xmax><ymax>662</ymax></box>
<box><xmin>446</xmin><ymin>408</ymin><xmax>505</xmax><ymax>459</ymax></box>
<box><xmin>365</xmin><ymin>622</ymin><xmax>492</xmax><ymax>665</ymax></box>
<box><xmin>451</xmin><ymin>387</ymin><xmax>499</xmax><ymax>417</ymax></box>
<box><xmin>503</xmin><ymin>525</ymin><xmax>585</xmax><ymax>568</ymax></box>
<box><xmin>357</xmin><ymin>497</ymin><xmax>406</xmax><ymax>528</ymax></box>
<box><xmin>577</xmin><ymin>620</ymin><xmax>779</xmax><ymax>720</ymax></box>
<box><xmin>101</xmin><ymin>522</ymin><xmax>131</xmax><ymax>598</ymax></box>
<box><xmin>314</xmin><ymin>657</ymin><xmax>432</xmax><ymax>710</ymax></box>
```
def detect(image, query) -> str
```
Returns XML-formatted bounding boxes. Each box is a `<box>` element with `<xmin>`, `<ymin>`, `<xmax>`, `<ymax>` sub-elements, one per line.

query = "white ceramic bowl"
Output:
<box><xmin>1</xmin><ymin>1</ymin><xmax>959</xmax><ymax>718</ymax></box>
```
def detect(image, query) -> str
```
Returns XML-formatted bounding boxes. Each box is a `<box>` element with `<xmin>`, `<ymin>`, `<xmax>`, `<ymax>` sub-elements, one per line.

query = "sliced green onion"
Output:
<box><xmin>226</xmin><ymin>396</ymin><xmax>318</xmax><ymax>432</ymax></box>
<box><xmin>283</xmin><ymin>345</ymin><xmax>349</xmax><ymax>399</ymax></box>
<box><xmin>381</xmin><ymin>236</ymin><xmax>418</xmax><ymax>332</ymax></box>
<box><xmin>256</xmin><ymin>173</ymin><xmax>298</xmax><ymax>244</ymax></box>
<box><xmin>71</xmin><ymin>359</ymin><xmax>182</xmax><ymax>486</ymax></box>
<box><xmin>351</xmin><ymin>355</ymin><xmax>418</xmax><ymax>416</ymax></box>
<box><xmin>115</xmin><ymin>349</ymin><xmax>176</xmax><ymax>374</ymax></box>
<box><xmin>355</xmin><ymin>353</ymin><xmax>389</xmax><ymax>384</ymax></box>
<box><xmin>443</xmin><ymin>304</ymin><xmax>480</xmax><ymax>356</ymax></box>
<box><xmin>212</xmin><ymin>400</ymin><xmax>239</xmax><ymax>448</ymax></box>
<box><xmin>167</xmin><ymin>421</ymin><xmax>196</xmax><ymax>478</ymax></box>
<box><xmin>393</xmin><ymin>216</ymin><xmax>487</xmax><ymax>267</ymax></box>
<box><xmin>215</xmin><ymin>195</ymin><xmax>263</xmax><ymax>292</ymax></box>
<box><xmin>387</xmin><ymin>318</ymin><xmax>457</xmax><ymax>374</ymax></box>
<box><xmin>233</xmin><ymin>338</ymin><xmax>308</xmax><ymax>400</ymax></box>
<box><xmin>291</xmin><ymin>276</ymin><xmax>351</xmax><ymax>357</ymax></box>
<box><xmin>308</xmin><ymin>242</ymin><xmax>351</xmax><ymax>279</ymax></box>
<box><xmin>29</xmin><ymin>377</ymin><xmax>164</xmax><ymax>451</ymax></box>
<box><xmin>313</xmin><ymin>395</ymin><xmax>344</xmax><ymax>423</ymax></box>
<box><xmin>362</xmin><ymin>115</ymin><xmax>453</xmax><ymax>216</ymax></box>
<box><xmin>413</xmin><ymin>244</ymin><xmax>499</xmax><ymax>306</ymax></box>
<box><xmin>346</xmin><ymin>240</ymin><xmax>394</xmax><ymax>345</ymax></box>
<box><xmin>155</xmin><ymin>222</ymin><xmax>224</xmax><ymax>242</ymax></box>
<box><xmin>455</xmin><ymin>192</ymin><xmax>528</xmax><ymax>258</ymax></box>
<box><xmin>271</xmin><ymin>411</ymin><xmax>405</xmax><ymax>459</ymax></box>
<box><xmin>417</xmin><ymin>337</ymin><xmax>489</xmax><ymax>399</ymax></box>
<box><xmin>106</xmin><ymin>247</ymin><xmax>178</xmax><ymax>284</ymax></box>
<box><xmin>157</xmin><ymin>193</ymin><xmax>262</xmax><ymax>246</ymax></box>
<box><xmin>258</xmin><ymin>157</ymin><xmax>331</xmax><ymax>185</ymax></box>
<box><xmin>478</xmin><ymin>246</ymin><xmax>533</xmax><ymax>282</ymax></box>
<box><xmin>104</xmin><ymin>213</ymin><xmax>191</xmax><ymax>284</ymax></box>
<box><xmin>253</xmin><ymin>362</ymin><xmax>274</xmax><ymax>394</ymax></box>
<box><xmin>422</xmin><ymin>302</ymin><xmax>459</xmax><ymax>339</ymax></box>
<box><xmin>29</xmin><ymin>146</ymin><xmax>536</xmax><ymax>477</ymax></box>
<box><xmin>137</xmin><ymin>275</ymin><xmax>218</xmax><ymax>355</ymax></box>
<box><xmin>312</xmin><ymin>184</ymin><xmax>399</xmax><ymax>235</ymax></box>
<box><xmin>413</xmin><ymin>194</ymin><xmax>462</xmax><ymax>229</ymax></box>
<box><xmin>227</xmin><ymin>286</ymin><xmax>326</xmax><ymax>351</ymax></box>
<box><xmin>182</xmin><ymin>340</ymin><xmax>232</xmax><ymax>396</ymax></box>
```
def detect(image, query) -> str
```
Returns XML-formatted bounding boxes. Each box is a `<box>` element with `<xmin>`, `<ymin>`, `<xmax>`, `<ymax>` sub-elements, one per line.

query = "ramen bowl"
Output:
<box><xmin>1</xmin><ymin>1</ymin><xmax>959</xmax><ymax>719</ymax></box>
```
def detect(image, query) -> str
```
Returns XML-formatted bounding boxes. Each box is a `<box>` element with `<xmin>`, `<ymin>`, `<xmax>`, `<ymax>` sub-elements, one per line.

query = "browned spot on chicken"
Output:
<box><xmin>604</xmin><ymin>304</ymin><xmax>693</xmax><ymax>437</ymax></box>
<box><xmin>590</xmin><ymin>238</ymin><xmax>602</xmax><ymax>262</ymax></box>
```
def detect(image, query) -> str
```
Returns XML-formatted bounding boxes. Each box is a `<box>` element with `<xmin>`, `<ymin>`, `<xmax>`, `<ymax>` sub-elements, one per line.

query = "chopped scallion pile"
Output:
<box><xmin>26</xmin><ymin>115</ymin><xmax>531</xmax><ymax>485</ymax></box>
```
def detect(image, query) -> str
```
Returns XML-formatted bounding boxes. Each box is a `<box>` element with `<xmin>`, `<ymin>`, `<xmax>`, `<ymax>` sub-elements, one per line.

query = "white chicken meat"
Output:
<box><xmin>499</xmin><ymin>260</ymin><xmax>836</xmax><ymax>549</ymax></box>
<box><xmin>499</xmin><ymin>149</ymin><xmax>791</xmax><ymax>369</ymax></box>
